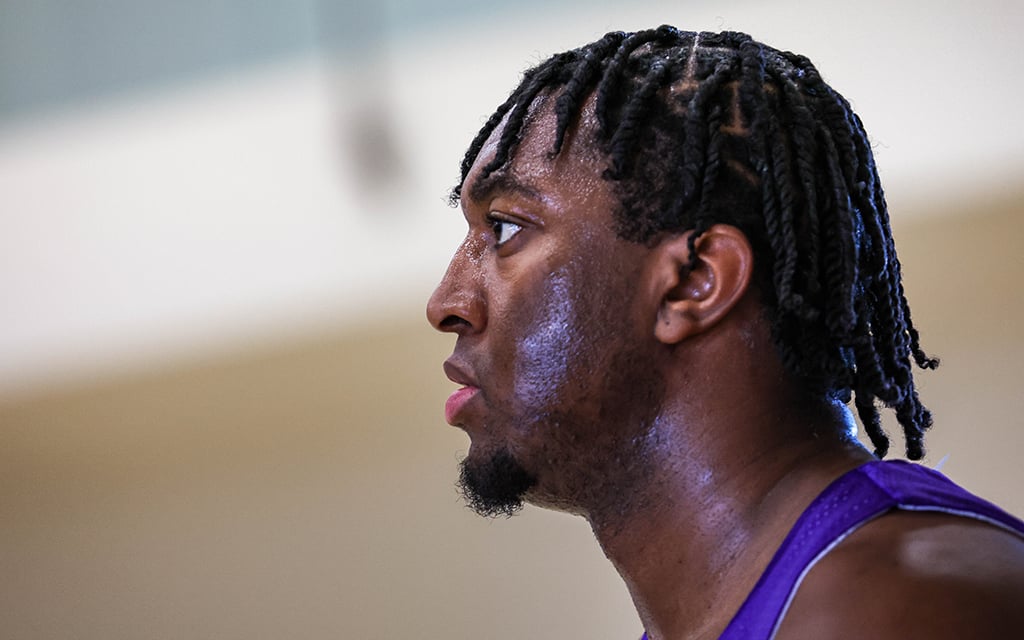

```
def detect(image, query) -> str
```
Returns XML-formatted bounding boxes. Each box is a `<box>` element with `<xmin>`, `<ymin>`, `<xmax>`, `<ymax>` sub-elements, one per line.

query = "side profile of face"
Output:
<box><xmin>427</xmin><ymin>96</ymin><xmax>668</xmax><ymax>517</ymax></box>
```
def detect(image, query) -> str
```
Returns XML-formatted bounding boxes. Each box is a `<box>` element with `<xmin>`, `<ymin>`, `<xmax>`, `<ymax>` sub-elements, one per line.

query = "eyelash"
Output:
<box><xmin>486</xmin><ymin>214</ymin><xmax>524</xmax><ymax>247</ymax></box>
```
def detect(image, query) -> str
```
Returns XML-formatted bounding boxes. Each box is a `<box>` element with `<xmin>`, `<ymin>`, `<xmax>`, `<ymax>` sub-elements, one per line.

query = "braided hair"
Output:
<box><xmin>451</xmin><ymin>26</ymin><xmax>938</xmax><ymax>460</ymax></box>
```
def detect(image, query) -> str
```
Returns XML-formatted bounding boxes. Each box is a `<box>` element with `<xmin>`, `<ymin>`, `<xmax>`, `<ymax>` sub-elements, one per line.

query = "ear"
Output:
<box><xmin>649</xmin><ymin>224</ymin><xmax>754</xmax><ymax>345</ymax></box>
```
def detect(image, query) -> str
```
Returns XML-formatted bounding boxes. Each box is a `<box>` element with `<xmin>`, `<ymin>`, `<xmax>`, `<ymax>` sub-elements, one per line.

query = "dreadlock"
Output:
<box><xmin>451</xmin><ymin>26</ymin><xmax>938</xmax><ymax>460</ymax></box>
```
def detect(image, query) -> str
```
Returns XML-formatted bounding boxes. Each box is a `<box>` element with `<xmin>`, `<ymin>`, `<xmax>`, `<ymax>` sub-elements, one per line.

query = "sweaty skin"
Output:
<box><xmin>429</xmin><ymin>94</ymin><xmax>666</xmax><ymax>519</ymax></box>
<box><xmin>427</xmin><ymin>94</ymin><xmax>1024</xmax><ymax>639</ymax></box>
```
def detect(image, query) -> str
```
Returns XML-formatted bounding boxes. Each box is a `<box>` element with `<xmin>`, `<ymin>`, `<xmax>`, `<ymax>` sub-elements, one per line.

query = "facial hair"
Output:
<box><xmin>457</xmin><ymin>448</ymin><xmax>538</xmax><ymax>518</ymax></box>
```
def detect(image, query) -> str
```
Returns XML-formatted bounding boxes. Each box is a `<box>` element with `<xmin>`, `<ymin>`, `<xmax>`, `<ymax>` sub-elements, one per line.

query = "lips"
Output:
<box><xmin>445</xmin><ymin>386</ymin><xmax>479</xmax><ymax>424</ymax></box>
<box><xmin>442</xmin><ymin>359</ymin><xmax>481</xmax><ymax>425</ymax></box>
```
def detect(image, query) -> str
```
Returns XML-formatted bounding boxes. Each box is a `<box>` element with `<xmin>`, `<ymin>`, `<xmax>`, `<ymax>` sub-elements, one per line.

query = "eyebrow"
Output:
<box><xmin>466</xmin><ymin>170</ymin><xmax>544</xmax><ymax>205</ymax></box>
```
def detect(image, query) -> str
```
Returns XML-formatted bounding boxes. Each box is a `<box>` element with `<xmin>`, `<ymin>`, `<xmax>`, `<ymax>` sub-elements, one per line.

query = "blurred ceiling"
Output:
<box><xmin>0</xmin><ymin>0</ymin><xmax>539</xmax><ymax>124</ymax></box>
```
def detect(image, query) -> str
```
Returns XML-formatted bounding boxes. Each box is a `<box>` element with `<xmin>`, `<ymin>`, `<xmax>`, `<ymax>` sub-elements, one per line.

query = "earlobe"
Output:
<box><xmin>651</xmin><ymin>225</ymin><xmax>754</xmax><ymax>344</ymax></box>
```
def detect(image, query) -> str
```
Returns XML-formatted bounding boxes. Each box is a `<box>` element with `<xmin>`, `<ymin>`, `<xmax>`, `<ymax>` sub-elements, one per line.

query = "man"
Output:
<box><xmin>426</xmin><ymin>26</ymin><xmax>1024</xmax><ymax>639</ymax></box>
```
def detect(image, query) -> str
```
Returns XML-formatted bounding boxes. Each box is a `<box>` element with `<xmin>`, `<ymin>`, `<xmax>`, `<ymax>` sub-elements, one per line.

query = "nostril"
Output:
<box><xmin>438</xmin><ymin>315</ymin><xmax>471</xmax><ymax>332</ymax></box>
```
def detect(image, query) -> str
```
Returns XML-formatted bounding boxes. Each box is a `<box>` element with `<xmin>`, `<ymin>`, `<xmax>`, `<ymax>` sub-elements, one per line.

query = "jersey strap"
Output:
<box><xmin>719</xmin><ymin>460</ymin><xmax>1024</xmax><ymax>640</ymax></box>
<box><xmin>639</xmin><ymin>460</ymin><xmax>1024</xmax><ymax>640</ymax></box>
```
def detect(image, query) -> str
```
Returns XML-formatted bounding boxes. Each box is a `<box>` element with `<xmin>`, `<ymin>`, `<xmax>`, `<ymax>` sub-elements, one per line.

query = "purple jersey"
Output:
<box><xmin>640</xmin><ymin>460</ymin><xmax>1024</xmax><ymax>640</ymax></box>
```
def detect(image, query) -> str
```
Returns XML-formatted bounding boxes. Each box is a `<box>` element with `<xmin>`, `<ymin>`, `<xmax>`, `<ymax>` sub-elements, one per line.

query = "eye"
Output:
<box><xmin>487</xmin><ymin>215</ymin><xmax>524</xmax><ymax>247</ymax></box>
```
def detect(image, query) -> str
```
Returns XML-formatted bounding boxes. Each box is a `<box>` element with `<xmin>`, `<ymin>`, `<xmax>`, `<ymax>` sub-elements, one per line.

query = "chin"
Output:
<box><xmin>457</xmin><ymin>446</ymin><xmax>538</xmax><ymax>518</ymax></box>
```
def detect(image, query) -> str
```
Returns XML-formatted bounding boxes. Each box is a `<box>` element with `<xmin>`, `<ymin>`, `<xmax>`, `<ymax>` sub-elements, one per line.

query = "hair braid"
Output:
<box><xmin>594</xmin><ymin>27</ymin><xmax>680</xmax><ymax>135</ymax></box>
<box><xmin>480</xmin><ymin>52</ymin><xmax>578</xmax><ymax>178</ymax></box>
<box><xmin>552</xmin><ymin>32</ymin><xmax>627</xmax><ymax>156</ymax></box>
<box><xmin>776</xmin><ymin>74</ymin><xmax>823</xmax><ymax>300</ymax></box>
<box><xmin>686</xmin><ymin>59</ymin><xmax>740</xmax><ymax>261</ymax></box>
<box><xmin>606</xmin><ymin>59</ymin><xmax>675</xmax><ymax>179</ymax></box>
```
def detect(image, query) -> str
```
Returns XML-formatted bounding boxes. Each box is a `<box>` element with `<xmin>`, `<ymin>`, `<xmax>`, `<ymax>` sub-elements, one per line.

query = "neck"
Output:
<box><xmin>582</xmin><ymin>372</ymin><xmax>873</xmax><ymax>639</ymax></box>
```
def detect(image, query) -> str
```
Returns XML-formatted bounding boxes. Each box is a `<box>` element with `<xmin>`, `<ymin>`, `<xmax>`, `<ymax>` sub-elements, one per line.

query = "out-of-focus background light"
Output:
<box><xmin>1</xmin><ymin>1</ymin><xmax>1022</xmax><ymax>638</ymax></box>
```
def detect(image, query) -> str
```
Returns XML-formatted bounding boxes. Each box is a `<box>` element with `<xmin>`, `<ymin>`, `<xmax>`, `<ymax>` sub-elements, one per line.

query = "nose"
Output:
<box><xmin>426</xmin><ymin>240</ymin><xmax>487</xmax><ymax>336</ymax></box>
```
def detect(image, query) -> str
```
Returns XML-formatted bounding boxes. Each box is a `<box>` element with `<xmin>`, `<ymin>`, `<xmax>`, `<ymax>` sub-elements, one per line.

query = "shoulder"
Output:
<box><xmin>775</xmin><ymin>511</ymin><xmax>1024</xmax><ymax>640</ymax></box>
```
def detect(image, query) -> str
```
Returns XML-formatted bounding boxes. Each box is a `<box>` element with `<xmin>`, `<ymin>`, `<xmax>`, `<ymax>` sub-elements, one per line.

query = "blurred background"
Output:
<box><xmin>1</xmin><ymin>0</ymin><xmax>1022</xmax><ymax>638</ymax></box>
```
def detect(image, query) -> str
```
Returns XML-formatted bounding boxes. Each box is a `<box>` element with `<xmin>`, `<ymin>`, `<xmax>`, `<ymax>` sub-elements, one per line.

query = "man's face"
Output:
<box><xmin>426</xmin><ymin>98</ymin><xmax>666</xmax><ymax>517</ymax></box>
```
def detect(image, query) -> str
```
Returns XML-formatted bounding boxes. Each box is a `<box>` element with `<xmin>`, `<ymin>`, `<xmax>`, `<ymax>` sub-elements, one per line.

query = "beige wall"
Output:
<box><xmin>2</xmin><ymin>190</ymin><xmax>1022</xmax><ymax>639</ymax></box>
<box><xmin>885</xmin><ymin>190</ymin><xmax>1024</xmax><ymax>511</ymax></box>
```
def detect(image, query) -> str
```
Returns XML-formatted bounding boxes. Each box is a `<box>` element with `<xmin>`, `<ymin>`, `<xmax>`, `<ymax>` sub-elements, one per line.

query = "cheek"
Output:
<box><xmin>512</xmin><ymin>268</ymin><xmax>579</xmax><ymax>408</ymax></box>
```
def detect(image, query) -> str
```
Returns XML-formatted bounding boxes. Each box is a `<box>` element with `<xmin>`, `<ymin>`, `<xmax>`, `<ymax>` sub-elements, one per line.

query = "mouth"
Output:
<box><xmin>445</xmin><ymin>386</ymin><xmax>480</xmax><ymax>425</ymax></box>
<box><xmin>442</xmin><ymin>359</ymin><xmax>481</xmax><ymax>425</ymax></box>
<box><xmin>442</xmin><ymin>360</ymin><xmax>481</xmax><ymax>423</ymax></box>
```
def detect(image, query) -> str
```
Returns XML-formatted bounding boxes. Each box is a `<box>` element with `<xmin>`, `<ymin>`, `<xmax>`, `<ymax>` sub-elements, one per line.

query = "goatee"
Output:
<box><xmin>457</xmin><ymin>448</ymin><xmax>537</xmax><ymax>518</ymax></box>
